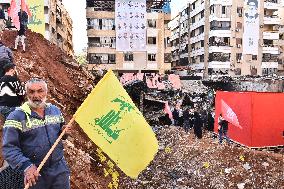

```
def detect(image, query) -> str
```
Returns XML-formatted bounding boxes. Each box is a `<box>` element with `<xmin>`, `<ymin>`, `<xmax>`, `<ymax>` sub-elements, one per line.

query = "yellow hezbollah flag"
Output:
<box><xmin>27</xmin><ymin>0</ymin><xmax>45</xmax><ymax>35</ymax></box>
<box><xmin>74</xmin><ymin>70</ymin><xmax>158</xmax><ymax>178</ymax></box>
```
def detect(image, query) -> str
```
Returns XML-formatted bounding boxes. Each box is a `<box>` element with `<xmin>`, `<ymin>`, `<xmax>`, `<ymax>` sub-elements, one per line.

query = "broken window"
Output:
<box><xmin>148</xmin><ymin>19</ymin><xmax>157</xmax><ymax>28</ymax></box>
<box><xmin>88</xmin><ymin>53</ymin><xmax>116</xmax><ymax>64</ymax></box>
<box><xmin>148</xmin><ymin>54</ymin><xmax>156</xmax><ymax>61</ymax></box>
<box><xmin>124</xmin><ymin>53</ymin><xmax>134</xmax><ymax>61</ymax></box>
<box><xmin>148</xmin><ymin>37</ymin><xmax>157</xmax><ymax>45</ymax></box>
<box><xmin>87</xmin><ymin>18</ymin><xmax>115</xmax><ymax>30</ymax></box>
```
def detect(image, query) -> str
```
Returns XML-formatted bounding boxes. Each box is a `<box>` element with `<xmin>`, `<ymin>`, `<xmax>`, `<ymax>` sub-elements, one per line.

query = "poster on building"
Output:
<box><xmin>243</xmin><ymin>0</ymin><xmax>259</xmax><ymax>55</ymax></box>
<box><xmin>27</xmin><ymin>0</ymin><xmax>45</xmax><ymax>35</ymax></box>
<box><xmin>115</xmin><ymin>0</ymin><xmax>147</xmax><ymax>51</ymax></box>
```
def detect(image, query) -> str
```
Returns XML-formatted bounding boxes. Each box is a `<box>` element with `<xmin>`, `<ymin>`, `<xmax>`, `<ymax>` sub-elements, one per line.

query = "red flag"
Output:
<box><xmin>221</xmin><ymin>99</ymin><xmax>242</xmax><ymax>129</ymax></box>
<box><xmin>21</xmin><ymin>0</ymin><xmax>32</xmax><ymax>17</ymax></box>
<box><xmin>164</xmin><ymin>101</ymin><xmax>173</xmax><ymax>119</ymax></box>
<box><xmin>8</xmin><ymin>0</ymin><xmax>20</xmax><ymax>30</ymax></box>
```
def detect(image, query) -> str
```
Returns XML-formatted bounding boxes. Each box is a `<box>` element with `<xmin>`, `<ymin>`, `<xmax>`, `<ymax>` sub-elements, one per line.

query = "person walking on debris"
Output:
<box><xmin>172</xmin><ymin>103</ymin><xmax>182</xmax><ymax>126</ymax></box>
<box><xmin>14</xmin><ymin>9</ymin><xmax>28</xmax><ymax>52</ymax></box>
<box><xmin>218</xmin><ymin>113</ymin><xmax>230</xmax><ymax>144</ymax></box>
<box><xmin>2</xmin><ymin>78</ymin><xmax>71</xmax><ymax>189</ymax></box>
<box><xmin>0</xmin><ymin>63</ymin><xmax>25</xmax><ymax>119</ymax></box>
<box><xmin>182</xmin><ymin>108</ymin><xmax>190</xmax><ymax>133</ymax></box>
<box><xmin>0</xmin><ymin>42</ymin><xmax>13</xmax><ymax>77</ymax></box>
<box><xmin>193</xmin><ymin>109</ymin><xmax>203</xmax><ymax>139</ymax></box>
<box><xmin>0</xmin><ymin>5</ymin><xmax>6</xmax><ymax>39</ymax></box>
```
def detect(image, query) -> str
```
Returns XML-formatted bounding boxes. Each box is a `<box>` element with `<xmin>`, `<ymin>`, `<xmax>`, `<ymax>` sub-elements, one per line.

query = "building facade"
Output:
<box><xmin>0</xmin><ymin>0</ymin><xmax>73</xmax><ymax>56</ymax></box>
<box><xmin>170</xmin><ymin>0</ymin><xmax>283</xmax><ymax>78</ymax></box>
<box><xmin>86</xmin><ymin>0</ymin><xmax>172</xmax><ymax>73</ymax></box>
<box><xmin>45</xmin><ymin>0</ymin><xmax>73</xmax><ymax>56</ymax></box>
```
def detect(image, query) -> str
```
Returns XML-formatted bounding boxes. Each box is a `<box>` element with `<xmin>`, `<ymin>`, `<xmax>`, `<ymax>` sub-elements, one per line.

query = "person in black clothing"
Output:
<box><xmin>172</xmin><ymin>104</ymin><xmax>182</xmax><ymax>126</ymax></box>
<box><xmin>206</xmin><ymin>111</ymin><xmax>214</xmax><ymax>132</ymax></box>
<box><xmin>14</xmin><ymin>10</ymin><xmax>28</xmax><ymax>52</ymax></box>
<box><xmin>0</xmin><ymin>63</ymin><xmax>25</xmax><ymax>119</ymax></box>
<box><xmin>182</xmin><ymin>108</ymin><xmax>190</xmax><ymax>133</ymax></box>
<box><xmin>218</xmin><ymin>113</ymin><xmax>230</xmax><ymax>144</ymax></box>
<box><xmin>193</xmin><ymin>109</ymin><xmax>203</xmax><ymax>139</ymax></box>
<box><xmin>0</xmin><ymin>42</ymin><xmax>13</xmax><ymax>78</ymax></box>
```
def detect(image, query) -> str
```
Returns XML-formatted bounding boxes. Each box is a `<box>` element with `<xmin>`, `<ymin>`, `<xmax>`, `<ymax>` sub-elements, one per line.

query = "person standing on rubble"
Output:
<box><xmin>193</xmin><ymin>108</ymin><xmax>203</xmax><ymax>139</ymax></box>
<box><xmin>218</xmin><ymin>113</ymin><xmax>230</xmax><ymax>144</ymax></box>
<box><xmin>172</xmin><ymin>103</ymin><xmax>182</xmax><ymax>126</ymax></box>
<box><xmin>0</xmin><ymin>5</ymin><xmax>6</xmax><ymax>39</ymax></box>
<box><xmin>2</xmin><ymin>78</ymin><xmax>71</xmax><ymax>189</ymax></box>
<box><xmin>0</xmin><ymin>63</ymin><xmax>25</xmax><ymax>119</ymax></box>
<box><xmin>182</xmin><ymin>108</ymin><xmax>190</xmax><ymax>133</ymax></box>
<box><xmin>14</xmin><ymin>9</ymin><xmax>28</xmax><ymax>52</ymax></box>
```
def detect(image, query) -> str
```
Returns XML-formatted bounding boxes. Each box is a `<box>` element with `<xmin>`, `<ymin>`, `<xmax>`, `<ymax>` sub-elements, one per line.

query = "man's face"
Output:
<box><xmin>27</xmin><ymin>82</ymin><xmax>47</xmax><ymax>109</ymax></box>
<box><xmin>248</xmin><ymin>2</ymin><xmax>257</xmax><ymax>17</ymax></box>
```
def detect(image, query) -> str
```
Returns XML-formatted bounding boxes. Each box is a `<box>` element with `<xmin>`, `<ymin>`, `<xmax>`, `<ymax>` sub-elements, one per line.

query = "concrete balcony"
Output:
<box><xmin>190</xmin><ymin>17</ymin><xmax>205</xmax><ymax>32</ymax></box>
<box><xmin>192</xmin><ymin>63</ymin><xmax>205</xmax><ymax>70</ymax></box>
<box><xmin>209</xmin><ymin>30</ymin><xmax>231</xmax><ymax>37</ymax></box>
<box><xmin>88</xmin><ymin>47</ymin><xmax>116</xmax><ymax>54</ymax></box>
<box><xmin>263</xmin><ymin>32</ymin><xmax>279</xmax><ymax>40</ymax></box>
<box><xmin>261</xmin><ymin>62</ymin><xmax>278</xmax><ymax>68</ymax></box>
<box><xmin>190</xmin><ymin>3</ymin><xmax>205</xmax><ymax>18</ymax></box>
<box><xmin>264</xmin><ymin>2</ymin><xmax>280</xmax><ymax>10</ymax></box>
<box><xmin>87</xmin><ymin>29</ymin><xmax>116</xmax><ymax>37</ymax></box>
<box><xmin>123</xmin><ymin>62</ymin><xmax>135</xmax><ymax>70</ymax></box>
<box><xmin>190</xmin><ymin>48</ymin><xmax>205</xmax><ymax>57</ymax></box>
<box><xmin>209</xmin><ymin>61</ymin><xmax>230</xmax><ymax>69</ymax></box>
<box><xmin>264</xmin><ymin>16</ymin><xmax>281</xmax><ymax>25</ymax></box>
<box><xmin>147</xmin><ymin>62</ymin><xmax>158</xmax><ymax>69</ymax></box>
<box><xmin>263</xmin><ymin>46</ymin><xmax>279</xmax><ymax>54</ymax></box>
<box><xmin>147</xmin><ymin>45</ymin><xmax>158</xmax><ymax>53</ymax></box>
<box><xmin>210</xmin><ymin>0</ymin><xmax>232</xmax><ymax>6</ymax></box>
<box><xmin>190</xmin><ymin>33</ymin><xmax>205</xmax><ymax>44</ymax></box>
<box><xmin>209</xmin><ymin>15</ymin><xmax>231</xmax><ymax>22</ymax></box>
<box><xmin>209</xmin><ymin>46</ymin><xmax>231</xmax><ymax>53</ymax></box>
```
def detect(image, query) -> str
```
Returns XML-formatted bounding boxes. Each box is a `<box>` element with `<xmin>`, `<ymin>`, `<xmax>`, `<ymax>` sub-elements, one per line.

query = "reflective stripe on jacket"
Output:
<box><xmin>2</xmin><ymin>102</ymin><xmax>65</xmax><ymax>172</ymax></box>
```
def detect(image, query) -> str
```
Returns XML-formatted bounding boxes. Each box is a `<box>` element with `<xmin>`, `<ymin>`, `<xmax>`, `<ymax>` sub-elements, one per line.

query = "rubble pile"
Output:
<box><xmin>0</xmin><ymin>30</ymin><xmax>283</xmax><ymax>189</ymax></box>
<box><xmin>121</xmin><ymin>127</ymin><xmax>284</xmax><ymax>189</ymax></box>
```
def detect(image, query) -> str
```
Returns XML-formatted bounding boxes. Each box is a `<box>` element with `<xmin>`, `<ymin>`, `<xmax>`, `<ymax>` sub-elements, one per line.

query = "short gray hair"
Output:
<box><xmin>25</xmin><ymin>78</ymin><xmax>48</xmax><ymax>92</ymax></box>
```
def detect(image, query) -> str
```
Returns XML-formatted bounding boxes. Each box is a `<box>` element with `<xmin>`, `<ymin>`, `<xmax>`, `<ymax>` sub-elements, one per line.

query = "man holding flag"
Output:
<box><xmin>2</xmin><ymin>78</ymin><xmax>71</xmax><ymax>189</ymax></box>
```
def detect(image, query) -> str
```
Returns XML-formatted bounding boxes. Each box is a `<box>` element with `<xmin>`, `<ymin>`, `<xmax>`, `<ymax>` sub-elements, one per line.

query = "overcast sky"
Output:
<box><xmin>62</xmin><ymin>0</ymin><xmax>188</xmax><ymax>55</ymax></box>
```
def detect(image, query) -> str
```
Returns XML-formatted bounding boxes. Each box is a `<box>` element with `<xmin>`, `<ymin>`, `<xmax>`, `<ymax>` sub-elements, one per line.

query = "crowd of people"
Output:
<box><xmin>0</xmin><ymin>8</ymin><xmax>71</xmax><ymax>189</ymax></box>
<box><xmin>167</xmin><ymin>99</ymin><xmax>230</xmax><ymax>145</ymax></box>
<box><xmin>169</xmin><ymin>101</ymin><xmax>215</xmax><ymax>140</ymax></box>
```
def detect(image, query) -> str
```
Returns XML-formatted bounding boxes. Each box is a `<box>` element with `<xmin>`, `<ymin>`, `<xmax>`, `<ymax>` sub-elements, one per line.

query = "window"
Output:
<box><xmin>87</xmin><ymin>18</ymin><xmax>115</xmax><ymax>30</ymax></box>
<box><xmin>148</xmin><ymin>37</ymin><xmax>157</xmax><ymax>45</ymax></box>
<box><xmin>88</xmin><ymin>53</ymin><xmax>116</xmax><ymax>64</ymax></box>
<box><xmin>124</xmin><ymin>53</ymin><xmax>134</xmax><ymax>61</ymax></box>
<box><xmin>222</xmin><ymin>6</ymin><xmax>226</xmax><ymax>14</ymax></box>
<box><xmin>236</xmin><ymin>53</ymin><xmax>242</xmax><ymax>61</ymax></box>
<box><xmin>201</xmin><ymin>40</ymin><xmax>204</xmax><ymax>47</ymax></box>
<box><xmin>148</xmin><ymin>54</ymin><xmax>156</xmax><ymax>61</ymax></box>
<box><xmin>236</xmin><ymin>38</ymin><xmax>242</xmax><ymax>45</ymax></box>
<box><xmin>252</xmin><ymin>55</ymin><xmax>257</xmax><ymax>60</ymax></box>
<box><xmin>147</xmin><ymin>19</ymin><xmax>156</xmax><ymax>28</ymax></box>
<box><xmin>237</xmin><ymin>7</ymin><xmax>243</xmax><ymax>17</ymax></box>
<box><xmin>192</xmin><ymin>17</ymin><xmax>195</xmax><ymax>24</ymax></box>
<box><xmin>201</xmin><ymin>10</ymin><xmax>204</xmax><ymax>18</ymax></box>
<box><xmin>237</xmin><ymin>22</ymin><xmax>242</xmax><ymax>29</ymax></box>
<box><xmin>200</xmin><ymin>55</ymin><xmax>204</xmax><ymax>62</ymax></box>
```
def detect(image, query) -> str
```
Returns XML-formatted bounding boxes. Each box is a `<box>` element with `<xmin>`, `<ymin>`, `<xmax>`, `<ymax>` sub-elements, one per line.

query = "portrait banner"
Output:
<box><xmin>243</xmin><ymin>0</ymin><xmax>260</xmax><ymax>55</ymax></box>
<box><xmin>115</xmin><ymin>0</ymin><xmax>147</xmax><ymax>51</ymax></box>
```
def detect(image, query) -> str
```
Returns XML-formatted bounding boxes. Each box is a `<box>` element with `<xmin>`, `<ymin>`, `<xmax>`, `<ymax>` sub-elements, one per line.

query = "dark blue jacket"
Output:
<box><xmin>2</xmin><ymin>102</ymin><xmax>65</xmax><ymax>172</ymax></box>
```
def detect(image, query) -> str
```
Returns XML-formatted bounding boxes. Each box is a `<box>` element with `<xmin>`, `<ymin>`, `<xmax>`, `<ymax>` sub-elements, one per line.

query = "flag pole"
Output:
<box><xmin>24</xmin><ymin>117</ymin><xmax>75</xmax><ymax>189</ymax></box>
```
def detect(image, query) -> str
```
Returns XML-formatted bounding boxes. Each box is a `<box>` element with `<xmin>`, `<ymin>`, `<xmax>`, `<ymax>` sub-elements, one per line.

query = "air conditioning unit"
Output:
<box><xmin>235</xmin><ymin>28</ymin><xmax>240</xmax><ymax>32</ymax></box>
<box><xmin>237</xmin><ymin>44</ymin><xmax>241</xmax><ymax>48</ymax></box>
<box><xmin>238</xmin><ymin>13</ymin><xmax>242</xmax><ymax>17</ymax></box>
<box><xmin>237</xmin><ymin>59</ymin><xmax>241</xmax><ymax>63</ymax></box>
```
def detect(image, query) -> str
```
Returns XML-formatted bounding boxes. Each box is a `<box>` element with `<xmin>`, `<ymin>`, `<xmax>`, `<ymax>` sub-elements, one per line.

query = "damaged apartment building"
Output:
<box><xmin>0</xmin><ymin>0</ymin><xmax>73</xmax><ymax>56</ymax></box>
<box><xmin>86</xmin><ymin>0</ymin><xmax>172</xmax><ymax>74</ymax></box>
<box><xmin>170</xmin><ymin>0</ymin><xmax>284</xmax><ymax>78</ymax></box>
